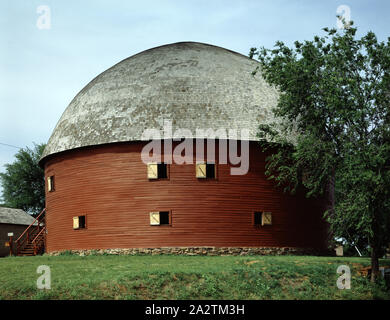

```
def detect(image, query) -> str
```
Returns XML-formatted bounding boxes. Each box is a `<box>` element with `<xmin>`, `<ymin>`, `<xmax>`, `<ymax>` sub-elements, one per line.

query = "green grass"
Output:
<box><xmin>0</xmin><ymin>255</ymin><xmax>389</xmax><ymax>300</ymax></box>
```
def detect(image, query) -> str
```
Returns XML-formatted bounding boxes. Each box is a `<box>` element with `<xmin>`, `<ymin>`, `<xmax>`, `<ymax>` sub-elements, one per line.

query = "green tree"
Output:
<box><xmin>251</xmin><ymin>22</ymin><xmax>390</xmax><ymax>281</ymax></box>
<box><xmin>0</xmin><ymin>143</ymin><xmax>46</xmax><ymax>215</ymax></box>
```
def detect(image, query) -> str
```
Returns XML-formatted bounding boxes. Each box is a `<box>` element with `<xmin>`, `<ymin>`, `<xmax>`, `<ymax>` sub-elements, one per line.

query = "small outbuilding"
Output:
<box><xmin>0</xmin><ymin>207</ymin><xmax>35</xmax><ymax>257</ymax></box>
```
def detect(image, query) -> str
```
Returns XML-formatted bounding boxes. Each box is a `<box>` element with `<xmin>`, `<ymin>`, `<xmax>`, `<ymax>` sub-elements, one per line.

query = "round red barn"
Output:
<box><xmin>39</xmin><ymin>42</ymin><xmax>328</xmax><ymax>254</ymax></box>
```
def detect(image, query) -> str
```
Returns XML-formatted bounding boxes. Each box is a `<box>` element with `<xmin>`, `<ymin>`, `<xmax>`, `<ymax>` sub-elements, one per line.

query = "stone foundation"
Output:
<box><xmin>46</xmin><ymin>246</ymin><xmax>330</xmax><ymax>256</ymax></box>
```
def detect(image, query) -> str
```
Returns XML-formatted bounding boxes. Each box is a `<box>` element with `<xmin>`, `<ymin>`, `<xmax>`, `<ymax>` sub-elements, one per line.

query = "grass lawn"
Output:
<box><xmin>0</xmin><ymin>254</ymin><xmax>389</xmax><ymax>300</ymax></box>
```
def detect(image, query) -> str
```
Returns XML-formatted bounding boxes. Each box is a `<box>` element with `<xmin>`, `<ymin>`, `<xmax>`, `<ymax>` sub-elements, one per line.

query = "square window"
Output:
<box><xmin>159</xmin><ymin>211</ymin><xmax>170</xmax><ymax>225</ymax></box>
<box><xmin>196</xmin><ymin>163</ymin><xmax>207</xmax><ymax>178</ymax></box>
<box><xmin>149</xmin><ymin>212</ymin><xmax>160</xmax><ymax>225</ymax></box>
<box><xmin>196</xmin><ymin>163</ymin><xmax>215</xmax><ymax>179</ymax></box>
<box><xmin>158</xmin><ymin>163</ymin><xmax>168</xmax><ymax>179</ymax></box>
<box><xmin>149</xmin><ymin>211</ymin><xmax>170</xmax><ymax>225</ymax></box>
<box><xmin>254</xmin><ymin>212</ymin><xmax>262</xmax><ymax>225</ymax></box>
<box><xmin>147</xmin><ymin>163</ymin><xmax>168</xmax><ymax>179</ymax></box>
<box><xmin>47</xmin><ymin>176</ymin><xmax>55</xmax><ymax>192</ymax></box>
<box><xmin>147</xmin><ymin>163</ymin><xmax>158</xmax><ymax>179</ymax></box>
<box><xmin>206</xmin><ymin>163</ymin><xmax>215</xmax><ymax>178</ymax></box>
<box><xmin>262</xmin><ymin>212</ymin><xmax>272</xmax><ymax>226</ymax></box>
<box><xmin>73</xmin><ymin>216</ymin><xmax>86</xmax><ymax>230</ymax></box>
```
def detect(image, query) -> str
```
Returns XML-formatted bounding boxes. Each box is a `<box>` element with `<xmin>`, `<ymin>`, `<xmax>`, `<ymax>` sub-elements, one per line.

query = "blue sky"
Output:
<box><xmin>0</xmin><ymin>0</ymin><xmax>389</xmax><ymax>198</ymax></box>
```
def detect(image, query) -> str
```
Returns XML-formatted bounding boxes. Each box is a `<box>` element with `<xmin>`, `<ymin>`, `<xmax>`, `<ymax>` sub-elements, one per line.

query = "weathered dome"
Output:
<box><xmin>41</xmin><ymin>42</ymin><xmax>279</xmax><ymax>161</ymax></box>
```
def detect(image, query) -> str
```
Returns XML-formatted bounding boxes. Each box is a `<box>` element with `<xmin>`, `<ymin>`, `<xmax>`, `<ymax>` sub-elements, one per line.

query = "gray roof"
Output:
<box><xmin>41</xmin><ymin>42</ymin><xmax>280</xmax><ymax>162</ymax></box>
<box><xmin>0</xmin><ymin>207</ymin><xmax>35</xmax><ymax>225</ymax></box>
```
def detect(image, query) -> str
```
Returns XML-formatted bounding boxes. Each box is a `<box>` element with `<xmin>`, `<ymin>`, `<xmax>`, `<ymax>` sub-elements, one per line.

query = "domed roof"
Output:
<box><xmin>41</xmin><ymin>42</ymin><xmax>279</xmax><ymax>161</ymax></box>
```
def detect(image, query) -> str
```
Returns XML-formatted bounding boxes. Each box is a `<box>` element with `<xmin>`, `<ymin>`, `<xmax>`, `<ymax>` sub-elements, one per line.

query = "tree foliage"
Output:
<box><xmin>0</xmin><ymin>143</ymin><xmax>46</xmax><ymax>215</ymax></box>
<box><xmin>251</xmin><ymin>22</ymin><xmax>390</xmax><ymax>280</ymax></box>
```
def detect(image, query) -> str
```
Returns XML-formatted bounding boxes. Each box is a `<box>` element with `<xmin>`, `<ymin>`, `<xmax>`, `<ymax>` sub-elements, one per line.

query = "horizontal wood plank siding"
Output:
<box><xmin>44</xmin><ymin>141</ymin><xmax>328</xmax><ymax>252</ymax></box>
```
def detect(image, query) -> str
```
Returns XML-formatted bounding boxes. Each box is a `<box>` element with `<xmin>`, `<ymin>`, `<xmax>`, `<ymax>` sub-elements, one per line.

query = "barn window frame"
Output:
<box><xmin>47</xmin><ymin>175</ymin><xmax>55</xmax><ymax>192</ymax></box>
<box><xmin>149</xmin><ymin>210</ymin><xmax>172</xmax><ymax>226</ymax></box>
<box><xmin>253</xmin><ymin>211</ymin><xmax>272</xmax><ymax>226</ymax></box>
<box><xmin>147</xmin><ymin>162</ymin><xmax>169</xmax><ymax>180</ymax></box>
<box><xmin>73</xmin><ymin>215</ymin><xmax>87</xmax><ymax>230</ymax></box>
<box><xmin>254</xmin><ymin>212</ymin><xmax>262</xmax><ymax>226</ymax></box>
<box><xmin>196</xmin><ymin>162</ymin><xmax>216</xmax><ymax>179</ymax></box>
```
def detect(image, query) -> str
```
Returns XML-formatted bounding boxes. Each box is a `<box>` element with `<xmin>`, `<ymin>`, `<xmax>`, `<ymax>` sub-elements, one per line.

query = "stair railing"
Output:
<box><xmin>16</xmin><ymin>208</ymin><xmax>46</xmax><ymax>255</ymax></box>
<box><xmin>32</xmin><ymin>226</ymin><xmax>46</xmax><ymax>255</ymax></box>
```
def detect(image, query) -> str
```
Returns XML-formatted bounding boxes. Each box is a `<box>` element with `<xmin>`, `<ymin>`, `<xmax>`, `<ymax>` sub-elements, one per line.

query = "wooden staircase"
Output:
<box><xmin>16</xmin><ymin>208</ymin><xmax>46</xmax><ymax>256</ymax></box>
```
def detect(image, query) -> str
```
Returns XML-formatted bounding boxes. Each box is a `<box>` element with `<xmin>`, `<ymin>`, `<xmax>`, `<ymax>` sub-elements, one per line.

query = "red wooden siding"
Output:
<box><xmin>43</xmin><ymin>141</ymin><xmax>328</xmax><ymax>252</ymax></box>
